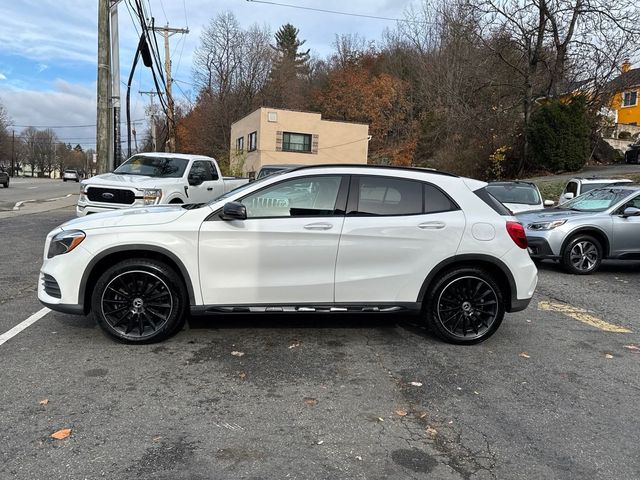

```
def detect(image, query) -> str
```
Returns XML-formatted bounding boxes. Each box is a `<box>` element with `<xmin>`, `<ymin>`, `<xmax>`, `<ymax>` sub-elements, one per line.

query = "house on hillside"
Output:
<box><xmin>230</xmin><ymin>107</ymin><xmax>369</xmax><ymax>178</ymax></box>
<box><xmin>609</xmin><ymin>60</ymin><xmax>640</xmax><ymax>127</ymax></box>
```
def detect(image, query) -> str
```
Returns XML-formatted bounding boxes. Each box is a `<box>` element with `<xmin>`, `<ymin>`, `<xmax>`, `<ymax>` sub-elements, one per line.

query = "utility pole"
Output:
<box><xmin>96</xmin><ymin>0</ymin><xmax>111</xmax><ymax>174</ymax></box>
<box><xmin>150</xmin><ymin>24</ymin><xmax>189</xmax><ymax>153</ymax></box>
<box><xmin>110</xmin><ymin>1</ymin><xmax>122</xmax><ymax>168</ymax></box>
<box><xmin>11</xmin><ymin>130</ymin><xmax>15</xmax><ymax>177</ymax></box>
<box><xmin>139</xmin><ymin>91</ymin><xmax>160</xmax><ymax>151</ymax></box>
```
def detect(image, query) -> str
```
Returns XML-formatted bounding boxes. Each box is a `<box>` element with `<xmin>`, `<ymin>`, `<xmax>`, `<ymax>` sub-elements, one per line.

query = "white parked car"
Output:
<box><xmin>486</xmin><ymin>181</ymin><xmax>553</xmax><ymax>213</ymax></box>
<box><xmin>558</xmin><ymin>177</ymin><xmax>633</xmax><ymax>204</ymax></box>
<box><xmin>63</xmin><ymin>169</ymin><xmax>81</xmax><ymax>182</ymax></box>
<box><xmin>39</xmin><ymin>165</ymin><xmax>537</xmax><ymax>345</ymax></box>
<box><xmin>77</xmin><ymin>153</ymin><xmax>248</xmax><ymax>216</ymax></box>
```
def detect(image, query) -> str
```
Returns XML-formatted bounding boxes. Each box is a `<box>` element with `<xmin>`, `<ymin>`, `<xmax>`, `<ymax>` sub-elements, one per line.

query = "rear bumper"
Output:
<box><xmin>509</xmin><ymin>297</ymin><xmax>532</xmax><ymax>312</ymax></box>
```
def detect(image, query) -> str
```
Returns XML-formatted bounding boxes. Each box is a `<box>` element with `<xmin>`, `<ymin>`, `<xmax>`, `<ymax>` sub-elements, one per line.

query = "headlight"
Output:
<box><xmin>47</xmin><ymin>230</ymin><xmax>86</xmax><ymax>258</ymax></box>
<box><xmin>79</xmin><ymin>183</ymin><xmax>88</xmax><ymax>202</ymax></box>
<box><xmin>142</xmin><ymin>188</ymin><xmax>162</xmax><ymax>205</ymax></box>
<box><xmin>527</xmin><ymin>220</ymin><xmax>567</xmax><ymax>231</ymax></box>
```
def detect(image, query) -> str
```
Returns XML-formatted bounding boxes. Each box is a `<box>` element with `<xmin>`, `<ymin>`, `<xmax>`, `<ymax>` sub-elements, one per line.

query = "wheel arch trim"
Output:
<box><xmin>79</xmin><ymin>244</ymin><xmax>196</xmax><ymax>313</ymax></box>
<box><xmin>417</xmin><ymin>254</ymin><xmax>518</xmax><ymax>312</ymax></box>
<box><xmin>560</xmin><ymin>227</ymin><xmax>610</xmax><ymax>257</ymax></box>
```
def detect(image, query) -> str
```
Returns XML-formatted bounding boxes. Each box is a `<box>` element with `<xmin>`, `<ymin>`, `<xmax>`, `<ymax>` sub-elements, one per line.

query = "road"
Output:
<box><xmin>1</xmin><ymin>207</ymin><xmax>639</xmax><ymax>479</ymax></box>
<box><xmin>0</xmin><ymin>177</ymin><xmax>80</xmax><ymax>211</ymax></box>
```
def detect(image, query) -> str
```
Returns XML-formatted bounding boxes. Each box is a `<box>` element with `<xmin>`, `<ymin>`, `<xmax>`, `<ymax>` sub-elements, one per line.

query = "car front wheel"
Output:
<box><xmin>424</xmin><ymin>267</ymin><xmax>505</xmax><ymax>345</ymax></box>
<box><xmin>561</xmin><ymin>235</ymin><xmax>602</xmax><ymax>274</ymax></box>
<box><xmin>91</xmin><ymin>258</ymin><xmax>187</xmax><ymax>343</ymax></box>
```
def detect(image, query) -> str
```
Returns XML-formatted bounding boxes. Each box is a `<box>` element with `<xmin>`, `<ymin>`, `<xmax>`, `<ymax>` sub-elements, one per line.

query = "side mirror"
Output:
<box><xmin>622</xmin><ymin>207</ymin><xmax>640</xmax><ymax>217</ymax></box>
<box><xmin>543</xmin><ymin>200</ymin><xmax>555</xmax><ymax>207</ymax></box>
<box><xmin>188</xmin><ymin>174</ymin><xmax>203</xmax><ymax>186</ymax></box>
<box><xmin>564</xmin><ymin>192</ymin><xmax>574</xmax><ymax>200</ymax></box>
<box><xmin>222</xmin><ymin>201</ymin><xmax>247</xmax><ymax>220</ymax></box>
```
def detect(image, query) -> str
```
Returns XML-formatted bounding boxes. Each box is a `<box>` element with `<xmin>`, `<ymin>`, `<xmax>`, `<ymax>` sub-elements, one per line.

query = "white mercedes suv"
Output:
<box><xmin>38</xmin><ymin>165</ymin><xmax>537</xmax><ymax>345</ymax></box>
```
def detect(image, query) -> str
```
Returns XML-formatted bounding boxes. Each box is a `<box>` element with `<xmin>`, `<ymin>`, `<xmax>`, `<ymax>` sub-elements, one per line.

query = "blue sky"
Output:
<box><xmin>0</xmin><ymin>0</ymin><xmax>414</xmax><ymax>148</ymax></box>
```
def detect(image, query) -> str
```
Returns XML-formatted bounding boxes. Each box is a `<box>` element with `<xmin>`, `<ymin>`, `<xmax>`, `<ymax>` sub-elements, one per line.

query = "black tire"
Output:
<box><xmin>424</xmin><ymin>267</ymin><xmax>505</xmax><ymax>345</ymax></box>
<box><xmin>91</xmin><ymin>258</ymin><xmax>187</xmax><ymax>343</ymax></box>
<box><xmin>169</xmin><ymin>198</ymin><xmax>184</xmax><ymax>204</ymax></box>
<box><xmin>63</xmin><ymin>179</ymin><xmax>67</xmax><ymax>182</ymax></box>
<box><xmin>561</xmin><ymin>234</ymin><xmax>602</xmax><ymax>274</ymax></box>
<box><xmin>2</xmin><ymin>180</ymin><xmax>7</xmax><ymax>188</ymax></box>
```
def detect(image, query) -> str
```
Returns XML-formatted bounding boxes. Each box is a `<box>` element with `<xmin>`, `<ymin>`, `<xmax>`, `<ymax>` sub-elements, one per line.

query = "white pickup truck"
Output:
<box><xmin>77</xmin><ymin>152</ymin><xmax>248</xmax><ymax>216</ymax></box>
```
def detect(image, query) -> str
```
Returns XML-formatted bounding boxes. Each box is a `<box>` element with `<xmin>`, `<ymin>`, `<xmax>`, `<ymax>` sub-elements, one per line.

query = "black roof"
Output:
<box><xmin>289</xmin><ymin>164</ymin><xmax>459</xmax><ymax>178</ymax></box>
<box><xmin>487</xmin><ymin>180</ymin><xmax>536</xmax><ymax>186</ymax></box>
<box><xmin>606</xmin><ymin>67</ymin><xmax>640</xmax><ymax>92</ymax></box>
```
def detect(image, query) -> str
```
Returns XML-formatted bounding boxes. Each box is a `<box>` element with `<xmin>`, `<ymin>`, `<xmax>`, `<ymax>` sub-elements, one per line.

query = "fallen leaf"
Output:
<box><xmin>605</xmin><ymin>354</ymin><xmax>614</xmax><ymax>359</ymax></box>
<box><xmin>624</xmin><ymin>345</ymin><xmax>640</xmax><ymax>352</ymax></box>
<box><xmin>39</xmin><ymin>399</ymin><xmax>49</xmax><ymax>406</ymax></box>
<box><xmin>377</xmin><ymin>417</ymin><xmax>384</xmax><ymax>422</ymax></box>
<box><xmin>355</xmin><ymin>455</ymin><xmax>363</xmax><ymax>461</ymax></box>
<box><xmin>316</xmin><ymin>440</ymin><xmax>324</xmax><ymax>445</ymax></box>
<box><xmin>288</xmin><ymin>342</ymin><xmax>300</xmax><ymax>349</ymax></box>
<box><xmin>426</xmin><ymin>426</ymin><xmax>437</xmax><ymax>436</ymax></box>
<box><xmin>519</xmin><ymin>352</ymin><xmax>530</xmax><ymax>359</ymax></box>
<box><xmin>395</xmin><ymin>409</ymin><xmax>408</xmax><ymax>417</ymax></box>
<box><xmin>473</xmin><ymin>391</ymin><xmax>479</xmax><ymax>395</ymax></box>
<box><xmin>303</xmin><ymin>397</ymin><xmax>318</xmax><ymax>407</ymax></box>
<box><xmin>238</xmin><ymin>372</ymin><xmax>246</xmax><ymax>380</ymax></box>
<box><xmin>419</xmin><ymin>412</ymin><xmax>427</xmax><ymax>419</ymax></box>
<box><xmin>409</xmin><ymin>381</ymin><xmax>423</xmax><ymax>387</ymax></box>
<box><xmin>51</xmin><ymin>428</ymin><xmax>71</xmax><ymax>440</ymax></box>
<box><xmin>231</xmin><ymin>351</ymin><xmax>244</xmax><ymax>357</ymax></box>
<box><xmin>152</xmin><ymin>436</ymin><xmax>162</xmax><ymax>442</ymax></box>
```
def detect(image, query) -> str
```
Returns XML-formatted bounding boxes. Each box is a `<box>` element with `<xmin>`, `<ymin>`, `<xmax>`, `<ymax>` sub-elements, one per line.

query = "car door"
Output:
<box><xmin>335</xmin><ymin>175</ymin><xmax>466</xmax><ymax>303</ymax></box>
<box><xmin>611</xmin><ymin>193</ymin><xmax>640</xmax><ymax>256</ymax></box>
<box><xmin>187</xmin><ymin>160</ymin><xmax>218</xmax><ymax>203</ymax></box>
<box><xmin>198</xmin><ymin>174</ymin><xmax>348</xmax><ymax>305</ymax></box>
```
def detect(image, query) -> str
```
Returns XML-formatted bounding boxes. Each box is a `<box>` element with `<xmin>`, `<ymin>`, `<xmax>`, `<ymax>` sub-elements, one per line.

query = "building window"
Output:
<box><xmin>622</xmin><ymin>90</ymin><xmax>638</xmax><ymax>107</ymax></box>
<box><xmin>248</xmin><ymin>131</ymin><xmax>257</xmax><ymax>152</ymax></box>
<box><xmin>283</xmin><ymin>132</ymin><xmax>312</xmax><ymax>153</ymax></box>
<box><xmin>236</xmin><ymin>136</ymin><xmax>244</xmax><ymax>153</ymax></box>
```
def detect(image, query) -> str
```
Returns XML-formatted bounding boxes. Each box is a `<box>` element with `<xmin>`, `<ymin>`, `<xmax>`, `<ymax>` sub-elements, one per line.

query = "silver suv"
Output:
<box><xmin>517</xmin><ymin>185</ymin><xmax>640</xmax><ymax>274</ymax></box>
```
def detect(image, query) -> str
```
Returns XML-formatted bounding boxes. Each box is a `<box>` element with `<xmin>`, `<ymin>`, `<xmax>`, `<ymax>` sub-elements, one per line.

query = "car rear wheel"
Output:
<box><xmin>424</xmin><ymin>267</ymin><xmax>505</xmax><ymax>345</ymax></box>
<box><xmin>2</xmin><ymin>180</ymin><xmax>8</xmax><ymax>188</ymax></box>
<box><xmin>91</xmin><ymin>259</ymin><xmax>187</xmax><ymax>343</ymax></box>
<box><xmin>561</xmin><ymin>235</ymin><xmax>602</xmax><ymax>274</ymax></box>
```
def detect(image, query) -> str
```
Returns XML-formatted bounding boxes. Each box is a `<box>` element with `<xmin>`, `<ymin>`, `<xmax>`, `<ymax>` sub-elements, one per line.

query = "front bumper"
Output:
<box><xmin>526</xmin><ymin>237</ymin><xmax>559</xmax><ymax>259</ymax></box>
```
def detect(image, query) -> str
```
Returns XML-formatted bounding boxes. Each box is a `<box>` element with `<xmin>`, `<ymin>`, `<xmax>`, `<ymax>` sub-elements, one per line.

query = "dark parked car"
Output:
<box><xmin>625</xmin><ymin>144</ymin><xmax>639</xmax><ymax>164</ymax></box>
<box><xmin>0</xmin><ymin>168</ymin><xmax>9</xmax><ymax>188</ymax></box>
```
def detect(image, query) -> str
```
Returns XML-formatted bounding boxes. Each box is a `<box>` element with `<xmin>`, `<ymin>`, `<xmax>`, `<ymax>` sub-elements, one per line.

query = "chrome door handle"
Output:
<box><xmin>304</xmin><ymin>223</ymin><xmax>333</xmax><ymax>231</ymax></box>
<box><xmin>418</xmin><ymin>221</ymin><xmax>446</xmax><ymax>230</ymax></box>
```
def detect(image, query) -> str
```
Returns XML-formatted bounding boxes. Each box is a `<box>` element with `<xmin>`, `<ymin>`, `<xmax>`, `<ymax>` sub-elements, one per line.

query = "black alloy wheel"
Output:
<box><xmin>425</xmin><ymin>268</ymin><xmax>505</xmax><ymax>344</ymax></box>
<box><xmin>92</xmin><ymin>259</ymin><xmax>187</xmax><ymax>343</ymax></box>
<box><xmin>561</xmin><ymin>234</ymin><xmax>602</xmax><ymax>275</ymax></box>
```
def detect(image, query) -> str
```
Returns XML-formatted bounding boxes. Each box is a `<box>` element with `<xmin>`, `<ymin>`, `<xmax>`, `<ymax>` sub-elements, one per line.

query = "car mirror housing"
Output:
<box><xmin>564</xmin><ymin>192</ymin><xmax>574</xmax><ymax>200</ymax></box>
<box><xmin>543</xmin><ymin>200</ymin><xmax>554</xmax><ymax>207</ymax></box>
<box><xmin>622</xmin><ymin>206</ymin><xmax>640</xmax><ymax>217</ymax></box>
<box><xmin>222</xmin><ymin>201</ymin><xmax>247</xmax><ymax>220</ymax></box>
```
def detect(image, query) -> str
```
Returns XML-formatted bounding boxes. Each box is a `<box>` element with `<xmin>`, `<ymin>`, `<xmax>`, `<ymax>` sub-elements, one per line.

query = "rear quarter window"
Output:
<box><xmin>474</xmin><ymin>187</ymin><xmax>512</xmax><ymax>215</ymax></box>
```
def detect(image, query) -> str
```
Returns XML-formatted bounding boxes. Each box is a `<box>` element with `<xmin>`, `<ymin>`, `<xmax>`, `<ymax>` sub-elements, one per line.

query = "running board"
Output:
<box><xmin>191</xmin><ymin>303</ymin><xmax>420</xmax><ymax>315</ymax></box>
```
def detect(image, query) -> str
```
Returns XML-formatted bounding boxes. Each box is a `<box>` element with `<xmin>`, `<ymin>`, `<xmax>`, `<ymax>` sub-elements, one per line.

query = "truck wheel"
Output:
<box><xmin>91</xmin><ymin>258</ymin><xmax>187</xmax><ymax>343</ymax></box>
<box><xmin>424</xmin><ymin>267</ymin><xmax>505</xmax><ymax>345</ymax></box>
<box><xmin>169</xmin><ymin>199</ymin><xmax>183</xmax><ymax>204</ymax></box>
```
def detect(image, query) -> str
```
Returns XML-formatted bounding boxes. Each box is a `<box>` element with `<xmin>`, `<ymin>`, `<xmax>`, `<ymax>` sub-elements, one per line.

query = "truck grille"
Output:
<box><xmin>43</xmin><ymin>273</ymin><xmax>61</xmax><ymax>298</ymax></box>
<box><xmin>87</xmin><ymin>187</ymin><xmax>136</xmax><ymax>205</ymax></box>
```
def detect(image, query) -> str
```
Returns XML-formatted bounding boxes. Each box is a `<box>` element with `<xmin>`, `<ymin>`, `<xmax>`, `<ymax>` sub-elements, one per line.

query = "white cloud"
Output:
<box><xmin>0</xmin><ymin>73</ymin><xmax>6</xmax><ymax>81</ymax></box>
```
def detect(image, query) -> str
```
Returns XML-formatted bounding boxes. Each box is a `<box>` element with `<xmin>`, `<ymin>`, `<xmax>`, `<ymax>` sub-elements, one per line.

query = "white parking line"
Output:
<box><xmin>0</xmin><ymin>308</ymin><xmax>50</xmax><ymax>346</ymax></box>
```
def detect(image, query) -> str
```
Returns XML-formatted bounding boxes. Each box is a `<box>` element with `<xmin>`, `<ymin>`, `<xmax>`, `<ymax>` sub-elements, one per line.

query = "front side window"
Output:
<box><xmin>283</xmin><ymin>132</ymin><xmax>312</xmax><ymax>152</ymax></box>
<box><xmin>622</xmin><ymin>90</ymin><xmax>638</xmax><ymax>107</ymax></box>
<box><xmin>236</xmin><ymin>136</ymin><xmax>244</xmax><ymax>153</ymax></box>
<box><xmin>189</xmin><ymin>161</ymin><xmax>215</xmax><ymax>182</ymax></box>
<box><xmin>565</xmin><ymin>181</ymin><xmax>578</xmax><ymax>196</ymax></box>
<box><xmin>241</xmin><ymin>175</ymin><xmax>343</xmax><ymax>218</ymax></box>
<box><xmin>114</xmin><ymin>155</ymin><xmax>189</xmax><ymax>178</ymax></box>
<box><xmin>248</xmin><ymin>131</ymin><xmax>257</xmax><ymax>152</ymax></box>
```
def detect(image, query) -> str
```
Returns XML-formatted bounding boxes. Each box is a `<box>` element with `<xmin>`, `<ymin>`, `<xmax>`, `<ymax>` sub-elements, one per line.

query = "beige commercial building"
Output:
<box><xmin>230</xmin><ymin>107</ymin><xmax>369</xmax><ymax>178</ymax></box>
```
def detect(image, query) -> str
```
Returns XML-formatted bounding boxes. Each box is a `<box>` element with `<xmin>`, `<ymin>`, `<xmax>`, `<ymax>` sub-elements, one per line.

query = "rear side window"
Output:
<box><xmin>356</xmin><ymin>176</ymin><xmax>422</xmax><ymax>215</ymax></box>
<box><xmin>474</xmin><ymin>187</ymin><xmax>512</xmax><ymax>215</ymax></box>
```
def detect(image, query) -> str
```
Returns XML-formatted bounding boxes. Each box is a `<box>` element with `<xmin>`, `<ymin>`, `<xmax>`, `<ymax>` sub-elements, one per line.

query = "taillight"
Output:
<box><xmin>506</xmin><ymin>221</ymin><xmax>528</xmax><ymax>249</ymax></box>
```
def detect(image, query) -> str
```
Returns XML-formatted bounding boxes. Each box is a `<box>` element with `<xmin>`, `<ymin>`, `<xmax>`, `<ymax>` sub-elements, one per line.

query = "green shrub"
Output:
<box><xmin>527</xmin><ymin>97</ymin><xmax>590</xmax><ymax>172</ymax></box>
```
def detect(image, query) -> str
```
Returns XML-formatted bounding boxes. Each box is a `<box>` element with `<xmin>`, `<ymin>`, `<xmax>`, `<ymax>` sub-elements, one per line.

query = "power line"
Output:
<box><xmin>245</xmin><ymin>0</ymin><xmax>428</xmax><ymax>23</ymax></box>
<box><xmin>8</xmin><ymin>119</ymin><xmax>146</xmax><ymax>129</ymax></box>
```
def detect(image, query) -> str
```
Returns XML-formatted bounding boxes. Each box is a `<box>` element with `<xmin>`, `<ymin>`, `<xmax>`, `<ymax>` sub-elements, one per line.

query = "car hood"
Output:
<box><xmin>83</xmin><ymin>173</ymin><xmax>182</xmax><ymax>189</ymax></box>
<box><xmin>60</xmin><ymin>205</ymin><xmax>190</xmax><ymax>231</ymax></box>
<box><xmin>516</xmin><ymin>208</ymin><xmax>593</xmax><ymax>224</ymax></box>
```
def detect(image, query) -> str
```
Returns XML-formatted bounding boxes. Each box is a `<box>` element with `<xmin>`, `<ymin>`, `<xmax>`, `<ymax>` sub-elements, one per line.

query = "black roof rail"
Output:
<box><xmin>288</xmin><ymin>164</ymin><xmax>459</xmax><ymax>178</ymax></box>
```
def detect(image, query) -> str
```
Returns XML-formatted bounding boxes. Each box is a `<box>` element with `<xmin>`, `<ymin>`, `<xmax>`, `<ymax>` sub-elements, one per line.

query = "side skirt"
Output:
<box><xmin>190</xmin><ymin>303</ymin><xmax>422</xmax><ymax>316</ymax></box>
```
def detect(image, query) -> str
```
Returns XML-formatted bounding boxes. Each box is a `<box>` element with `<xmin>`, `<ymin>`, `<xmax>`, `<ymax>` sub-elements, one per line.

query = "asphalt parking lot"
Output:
<box><xmin>1</xmin><ymin>204</ymin><xmax>639</xmax><ymax>479</ymax></box>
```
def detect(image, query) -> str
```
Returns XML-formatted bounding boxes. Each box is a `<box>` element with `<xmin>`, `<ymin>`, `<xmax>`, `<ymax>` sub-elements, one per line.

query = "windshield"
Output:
<box><xmin>581</xmin><ymin>182</ymin><xmax>618</xmax><ymax>193</ymax></box>
<box><xmin>114</xmin><ymin>155</ymin><xmax>189</xmax><ymax>178</ymax></box>
<box><xmin>257</xmin><ymin>167</ymin><xmax>287</xmax><ymax>179</ymax></box>
<box><xmin>560</xmin><ymin>188</ymin><xmax>632</xmax><ymax>212</ymax></box>
<box><xmin>486</xmin><ymin>183</ymin><xmax>540</xmax><ymax>205</ymax></box>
